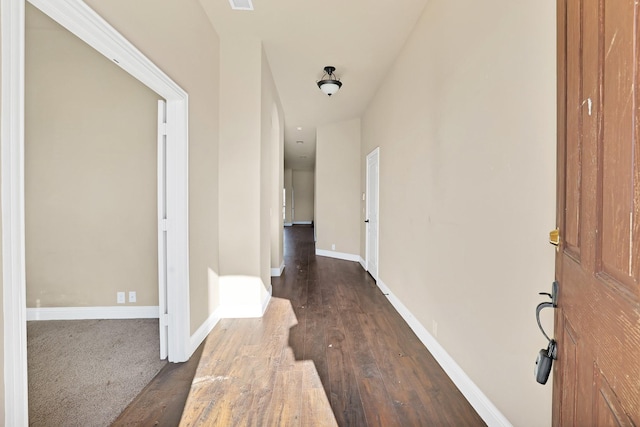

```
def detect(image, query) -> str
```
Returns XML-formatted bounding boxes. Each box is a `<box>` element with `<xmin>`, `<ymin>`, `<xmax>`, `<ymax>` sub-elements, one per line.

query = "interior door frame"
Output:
<box><xmin>553</xmin><ymin>1</ymin><xmax>567</xmax><ymax>422</ymax></box>
<box><xmin>365</xmin><ymin>147</ymin><xmax>380</xmax><ymax>281</ymax></box>
<box><xmin>158</xmin><ymin>100</ymin><xmax>169</xmax><ymax>361</ymax></box>
<box><xmin>1</xmin><ymin>0</ymin><xmax>191</xmax><ymax>424</ymax></box>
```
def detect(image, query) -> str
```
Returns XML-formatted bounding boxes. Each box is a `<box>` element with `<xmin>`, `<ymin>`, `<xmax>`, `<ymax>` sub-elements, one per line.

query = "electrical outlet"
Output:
<box><xmin>331</xmin><ymin>244</ymin><xmax>336</xmax><ymax>250</ymax></box>
<box><xmin>117</xmin><ymin>292</ymin><xmax>125</xmax><ymax>304</ymax></box>
<box><xmin>129</xmin><ymin>291</ymin><xmax>136</xmax><ymax>303</ymax></box>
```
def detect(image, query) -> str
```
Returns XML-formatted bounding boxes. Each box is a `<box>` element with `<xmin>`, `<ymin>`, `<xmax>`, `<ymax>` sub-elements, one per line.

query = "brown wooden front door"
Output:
<box><xmin>554</xmin><ymin>0</ymin><xmax>640</xmax><ymax>425</ymax></box>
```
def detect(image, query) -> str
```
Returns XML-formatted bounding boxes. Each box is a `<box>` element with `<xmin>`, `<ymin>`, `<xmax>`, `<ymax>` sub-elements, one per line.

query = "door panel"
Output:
<box><xmin>594</xmin><ymin>365</ymin><xmax>635</xmax><ymax>427</ymax></box>
<box><xmin>158</xmin><ymin>99</ymin><xmax>168</xmax><ymax>360</ymax></box>
<box><xmin>366</xmin><ymin>148</ymin><xmax>379</xmax><ymax>281</ymax></box>
<box><xmin>558</xmin><ymin>316</ymin><xmax>577</xmax><ymax>426</ymax></box>
<box><xmin>555</xmin><ymin>0</ymin><xmax>640</xmax><ymax>424</ymax></box>
<box><xmin>601</xmin><ymin>0</ymin><xmax>637</xmax><ymax>290</ymax></box>
<box><xmin>564</xmin><ymin>0</ymin><xmax>583</xmax><ymax>259</ymax></box>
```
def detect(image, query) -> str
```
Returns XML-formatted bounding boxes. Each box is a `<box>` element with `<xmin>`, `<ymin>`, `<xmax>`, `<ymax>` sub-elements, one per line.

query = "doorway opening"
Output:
<box><xmin>365</xmin><ymin>147</ymin><xmax>379</xmax><ymax>281</ymax></box>
<box><xmin>2</xmin><ymin>0</ymin><xmax>191</xmax><ymax>423</ymax></box>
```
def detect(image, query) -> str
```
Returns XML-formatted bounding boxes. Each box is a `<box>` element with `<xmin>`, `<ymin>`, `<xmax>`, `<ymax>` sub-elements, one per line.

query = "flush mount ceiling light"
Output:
<box><xmin>316</xmin><ymin>66</ymin><xmax>342</xmax><ymax>96</ymax></box>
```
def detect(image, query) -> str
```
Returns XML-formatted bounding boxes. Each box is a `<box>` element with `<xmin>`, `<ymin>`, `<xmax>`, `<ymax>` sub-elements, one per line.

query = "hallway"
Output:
<box><xmin>120</xmin><ymin>225</ymin><xmax>485</xmax><ymax>425</ymax></box>
<box><xmin>272</xmin><ymin>226</ymin><xmax>484</xmax><ymax>426</ymax></box>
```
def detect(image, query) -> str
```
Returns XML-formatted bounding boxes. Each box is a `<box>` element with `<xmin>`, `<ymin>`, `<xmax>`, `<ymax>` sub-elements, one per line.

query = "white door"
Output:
<box><xmin>366</xmin><ymin>148</ymin><xmax>380</xmax><ymax>281</ymax></box>
<box><xmin>157</xmin><ymin>100</ymin><xmax>168</xmax><ymax>360</ymax></box>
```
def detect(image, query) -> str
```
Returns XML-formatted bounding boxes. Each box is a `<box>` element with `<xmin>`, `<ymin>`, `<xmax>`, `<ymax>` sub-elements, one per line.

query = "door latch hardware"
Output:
<box><xmin>534</xmin><ymin>281</ymin><xmax>559</xmax><ymax>385</ymax></box>
<box><xmin>549</xmin><ymin>228</ymin><xmax>560</xmax><ymax>246</ymax></box>
<box><xmin>538</xmin><ymin>281</ymin><xmax>558</xmax><ymax>307</ymax></box>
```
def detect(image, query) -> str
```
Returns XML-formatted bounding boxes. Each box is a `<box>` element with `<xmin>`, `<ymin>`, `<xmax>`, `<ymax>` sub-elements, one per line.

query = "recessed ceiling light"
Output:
<box><xmin>296</xmin><ymin>127</ymin><xmax>303</xmax><ymax>131</ymax></box>
<box><xmin>296</xmin><ymin>140</ymin><xmax>304</xmax><ymax>144</ymax></box>
<box><xmin>229</xmin><ymin>0</ymin><xmax>253</xmax><ymax>10</ymax></box>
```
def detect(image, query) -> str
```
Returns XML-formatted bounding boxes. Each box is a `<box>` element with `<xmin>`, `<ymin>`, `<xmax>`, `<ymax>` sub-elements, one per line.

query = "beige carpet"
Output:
<box><xmin>27</xmin><ymin>319</ymin><xmax>167</xmax><ymax>426</ymax></box>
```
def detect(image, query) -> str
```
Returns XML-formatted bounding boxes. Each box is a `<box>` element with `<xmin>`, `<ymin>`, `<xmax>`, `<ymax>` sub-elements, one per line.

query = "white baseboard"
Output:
<box><xmin>189</xmin><ymin>308</ymin><xmax>221</xmax><ymax>356</ymax></box>
<box><xmin>376</xmin><ymin>278</ymin><xmax>512</xmax><ymax>427</ymax></box>
<box><xmin>26</xmin><ymin>306</ymin><xmax>160</xmax><ymax>321</ymax></box>
<box><xmin>293</xmin><ymin>221</ymin><xmax>312</xmax><ymax>225</ymax></box>
<box><xmin>315</xmin><ymin>248</ymin><xmax>360</xmax><ymax>262</ymax></box>
<box><xmin>271</xmin><ymin>261</ymin><xmax>285</xmax><ymax>277</ymax></box>
<box><xmin>359</xmin><ymin>256</ymin><xmax>366</xmax><ymax>270</ymax></box>
<box><xmin>284</xmin><ymin>222</ymin><xmax>293</xmax><ymax>227</ymax></box>
<box><xmin>262</xmin><ymin>291</ymin><xmax>271</xmax><ymax>313</ymax></box>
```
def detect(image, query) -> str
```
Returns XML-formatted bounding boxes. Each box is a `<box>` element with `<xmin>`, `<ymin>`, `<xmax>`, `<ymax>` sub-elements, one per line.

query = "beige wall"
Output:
<box><xmin>262</xmin><ymin>49</ymin><xmax>285</xmax><ymax>275</ymax></box>
<box><xmin>361</xmin><ymin>2</ymin><xmax>556</xmax><ymax>426</ymax></box>
<box><xmin>284</xmin><ymin>168</ymin><xmax>293</xmax><ymax>225</ymax></box>
<box><xmin>218</xmin><ymin>36</ymin><xmax>262</xmax><ymax>279</ymax></box>
<box><xmin>219</xmin><ymin>37</ymin><xmax>280</xmax><ymax>299</ymax></box>
<box><xmin>316</xmin><ymin>119</ymin><xmax>361</xmax><ymax>255</ymax></box>
<box><xmin>83</xmin><ymin>0</ymin><xmax>221</xmax><ymax>334</ymax></box>
<box><xmin>292</xmin><ymin>170</ymin><xmax>314</xmax><ymax>223</ymax></box>
<box><xmin>25</xmin><ymin>5</ymin><xmax>159</xmax><ymax>307</ymax></box>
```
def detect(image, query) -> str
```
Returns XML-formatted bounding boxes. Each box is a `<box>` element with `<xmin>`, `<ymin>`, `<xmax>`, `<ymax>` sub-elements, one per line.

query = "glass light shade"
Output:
<box><xmin>317</xmin><ymin>80</ymin><xmax>342</xmax><ymax>96</ymax></box>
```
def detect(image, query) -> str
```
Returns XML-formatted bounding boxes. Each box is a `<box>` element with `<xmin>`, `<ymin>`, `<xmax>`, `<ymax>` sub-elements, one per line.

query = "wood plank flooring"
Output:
<box><xmin>180</xmin><ymin>225</ymin><xmax>485</xmax><ymax>426</ymax></box>
<box><xmin>273</xmin><ymin>226</ymin><xmax>485</xmax><ymax>426</ymax></box>
<box><xmin>180</xmin><ymin>297</ymin><xmax>337</xmax><ymax>426</ymax></box>
<box><xmin>111</xmin><ymin>342</ymin><xmax>204</xmax><ymax>426</ymax></box>
<box><xmin>113</xmin><ymin>225</ymin><xmax>484</xmax><ymax>425</ymax></box>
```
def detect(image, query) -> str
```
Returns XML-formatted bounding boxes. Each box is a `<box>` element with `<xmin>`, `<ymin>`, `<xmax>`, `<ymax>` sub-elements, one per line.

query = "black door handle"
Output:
<box><xmin>364</xmin><ymin>219</ymin><xmax>370</xmax><ymax>223</ymax></box>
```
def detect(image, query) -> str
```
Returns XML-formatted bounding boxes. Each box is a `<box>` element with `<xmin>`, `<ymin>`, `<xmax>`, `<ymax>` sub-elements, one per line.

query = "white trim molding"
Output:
<box><xmin>359</xmin><ymin>256</ymin><xmax>366</xmax><ymax>270</ymax></box>
<box><xmin>284</xmin><ymin>222</ymin><xmax>293</xmax><ymax>227</ymax></box>
<box><xmin>26</xmin><ymin>306</ymin><xmax>160</xmax><ymax>321</ymax></box>
<box><xmin>262</xmin><ymin>289</ymin><xmax>271</xmax><ymax>313</ymax></box>
<box><xmin>1</xmin><ymin>0</ymin><xmax>28</xmax><ymax>424</ymax></box>
<box><xmin>189</xmin><ymin>309</ymin><xmax>221</xmax><ymax>356</ymax></box>
<box><xmin>271</xmin><ymin>261</ymin><xmax>285</xmax><ymax>277</ymax></box>
<box><xmin>292</xmin><ymin>221</ymin><xmax>312</xmax><ymax>225</ymax></box>
<box><xmin>375</xmin><ymin>278</ymin><xmax>512</xmax><ymax>427</ymax></box>
<box><xmin>315</xmin><ymin>248</ymin><xmax>360</xmax><ymax>263</ymax></box>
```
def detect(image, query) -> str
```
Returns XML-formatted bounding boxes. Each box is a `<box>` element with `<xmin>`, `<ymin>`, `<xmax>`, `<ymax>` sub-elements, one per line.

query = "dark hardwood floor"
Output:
<box><xmin>114</xmin><ymin>225</ymin><xmax>485</xmax><ymax>426</ymax></box>
<box><xmin>272</xmin><ymin>225</ymin><xmax>485</xmax><ymax>426</ymax></box>
<box><xmin>111</xmin><ymin>342</ymin><xmax>204</xmax><ymax>426</ymax></box>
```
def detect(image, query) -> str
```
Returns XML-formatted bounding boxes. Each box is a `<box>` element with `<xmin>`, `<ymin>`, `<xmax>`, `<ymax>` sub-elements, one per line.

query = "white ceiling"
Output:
<box><xmin>198</xmin><ymin>0</ymin><xmax>429</xmax><ymax>170</ymax></box>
